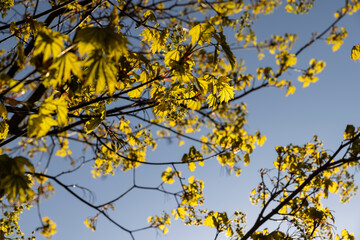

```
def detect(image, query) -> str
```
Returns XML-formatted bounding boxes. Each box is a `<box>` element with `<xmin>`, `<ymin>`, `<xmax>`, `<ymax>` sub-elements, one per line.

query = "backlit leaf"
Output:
<box><xmin>48</xmin><ymin>52</ymin><xmax>83</xmax><ymax>87</ymax></box>
<box><xmin>75</xmin><ymin>27</ymin><xmax>128</xmax><ymax>60</ymax></box>
<box><xmin>33</xmin><ymin>27</ymin><xmax>68</xmax><ymax>62</ymax></box>
<box><xmin>85</xmin><ymin>103</ymin><xmax>106</xmax><ymax>134</ymax></box>
<box><xmin>189</xmin><ymin>23</ymin><xmax>215</xmax><ymax>46</ymax></box>
<box><xmin>139</xmin><ymin>27</ymin><xmax>169</xmax><ymax>54</ymax></box>
<box><xmin>207</xmin><ymin>94</ymin><xmax>217</xmax><ymax>108</ymax></box>
<box><xmin>0</xmin><ymin>155</ymin><xmax>35</xmax><ymax>203</ymax></box>
<box><xmin>54</xmin><ymin>97</ymin><xmax>69</xmax><ymax>126</ymax></box>
<box><xmin>27</xmin><ymin>114</ymin><xmax>58</xmax><ymax>138</ymax></box>
<box><xmin>0</xmin><ymin>121</ymin><xmax>8</xmax><ymax>140</ymax></box>
<box><xmin>84</xmin><ymin>53</ymin><xmax>118</xmax><ymax>95</ymax></box>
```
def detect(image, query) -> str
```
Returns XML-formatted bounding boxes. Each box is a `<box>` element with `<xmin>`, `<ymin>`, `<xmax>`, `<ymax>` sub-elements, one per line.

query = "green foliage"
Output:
<box><xmin>0</xmin><ymin>155</ymin><xmax>34</xmax><ymax>203</ymax></box>
<box><xmin>33</xmin><ymin>27</ymin><xmax>69</xmax><ymax>63</ymax></box>
<box><xmin>0</xmin><ymin>0</ymin><xmax>13</xmax><ymax>17</ymax></box>
<box><xmin>75</xmin><ymin>27</ymin><xmax>128</xmax><ymax>59</ymax></box>
<box><xmin>140</xmin><ymin>27</ymin><xmax>169</xmax><ymax>54</ymax></box>
<box><xmin>27</xmin><ymin>94</ymin><xmax>68</xmax><ymax>138</ymax></box>
<box><xmin>47</xmin><ymin>52</ymin><xmax>83</xmax><ymax>88</ymax></box>
<box><xmin>285</xmin><ymin>0</ymin><xmax>315</xmax><ymax>14</ymax></box>
<box><xmin>0</xmin><ymin>121</ymin><xmax>9</xmax><ymax>140</ymax></box>
<box><xmin>0</xmin><ymin>203</ymin><xmax>35</xmax><ymax>240</ymax></box>
<box><xmin>0</xmin><ymin>0</ymin><xmax>359</xmax><ymax>239</ymax></box>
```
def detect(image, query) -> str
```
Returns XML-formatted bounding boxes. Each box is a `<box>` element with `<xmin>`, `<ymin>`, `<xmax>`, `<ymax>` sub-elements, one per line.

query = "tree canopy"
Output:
<box><xmin>0</xmin><ymin>0</ymin><xmax>360</xmax><ymax>239</ymax></box>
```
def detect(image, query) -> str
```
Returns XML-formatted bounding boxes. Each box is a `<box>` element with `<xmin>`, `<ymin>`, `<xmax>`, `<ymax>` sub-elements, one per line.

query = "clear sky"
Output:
<box><xmin>16</xmin><ymin>1</ymin><xmax>360</xmax><ymax>239</ymax></box>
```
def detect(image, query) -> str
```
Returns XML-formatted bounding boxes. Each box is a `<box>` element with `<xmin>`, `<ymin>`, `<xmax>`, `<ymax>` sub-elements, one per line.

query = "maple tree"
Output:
<box><xmin>0</xmin><ymin>0</ymin><xmax>360</xmax><ymax>239</ymax></box>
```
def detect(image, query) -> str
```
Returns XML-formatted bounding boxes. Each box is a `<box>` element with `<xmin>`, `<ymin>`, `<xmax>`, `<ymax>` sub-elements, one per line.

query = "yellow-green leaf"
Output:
<box><xmin>84</xmin><ymin>53</ymin><xmax>118</xmax><ymax>95</ymax></box>
<box><xmin>139</xmin><ymin>28</ymin><xmax>169</xmax><ymax>54</ymax></box>
<box><xmin>0</xmin><ymin>103</ymin><xmax>7</xmax><ymax>119</ymax></box>
<box><xmin>28</xmin><ymin>114</ymin><xmax>58</xmax><ymax>138</ymax></box>
<box><xmin>75</xmin><ymin>27</ymin><xmax>128</xmax><ymax>60</ymax></box>
<box><xmin>54</xmin><ymin>96</ymin><xmax>69</xmax><ymax>126</ymax></box>
<box><xmin>33</xmin><ymin>27</ymin><xmax>68</xmax><ymax>62</ymax></box>
<box><xmin>39</xmin><ymin>96</ymin><xmax>68</xmax><ymax>126</ymax></box>
<box><xmin>0</xmin><ymin>155</ymin><xmax>35</xmax><ymax>203</ymax></box>
<box><xmin>84</xmin><ymin>102</ymin><xmax>106</xmax><ymax>134</ymax></box>
<box><xmin>48</xmin><ymin>52</ymin><xmax>82</xmax><ymax>87</ymax></box>
<box><xmin>164</xmin><ymin>49</ymin><xmax>181</xmax><ymax>67</ymax></box>
<box><xmin>207</xmin><ymin>94</ymin><xmax>217</xmax><ymax>108</ymax></box>
<box><xmin>218</xmin><ymin>84</ymin><xmax>235</xmax><ymax>103</ymax></box>
<box><xmin>0</xmin><ymin>121</ymin><xmax>8</xmax><ymax>140</ymax></box>
<box><xmin>85</xmin><ymin>117</ymin><xmax>102</xmax><ymax>134</ymax></box>
<box><xmin>189</xmin><ymin>23</ymin><xmax>215</xmax><ymax>46</ymax></box>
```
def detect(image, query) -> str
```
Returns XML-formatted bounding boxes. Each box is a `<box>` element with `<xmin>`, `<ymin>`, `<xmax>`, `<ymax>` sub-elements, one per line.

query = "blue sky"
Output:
<box><xmin>15</xmin><ymin>1</ymin><xmax>360</xmax><ymax>239</ymax></box>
